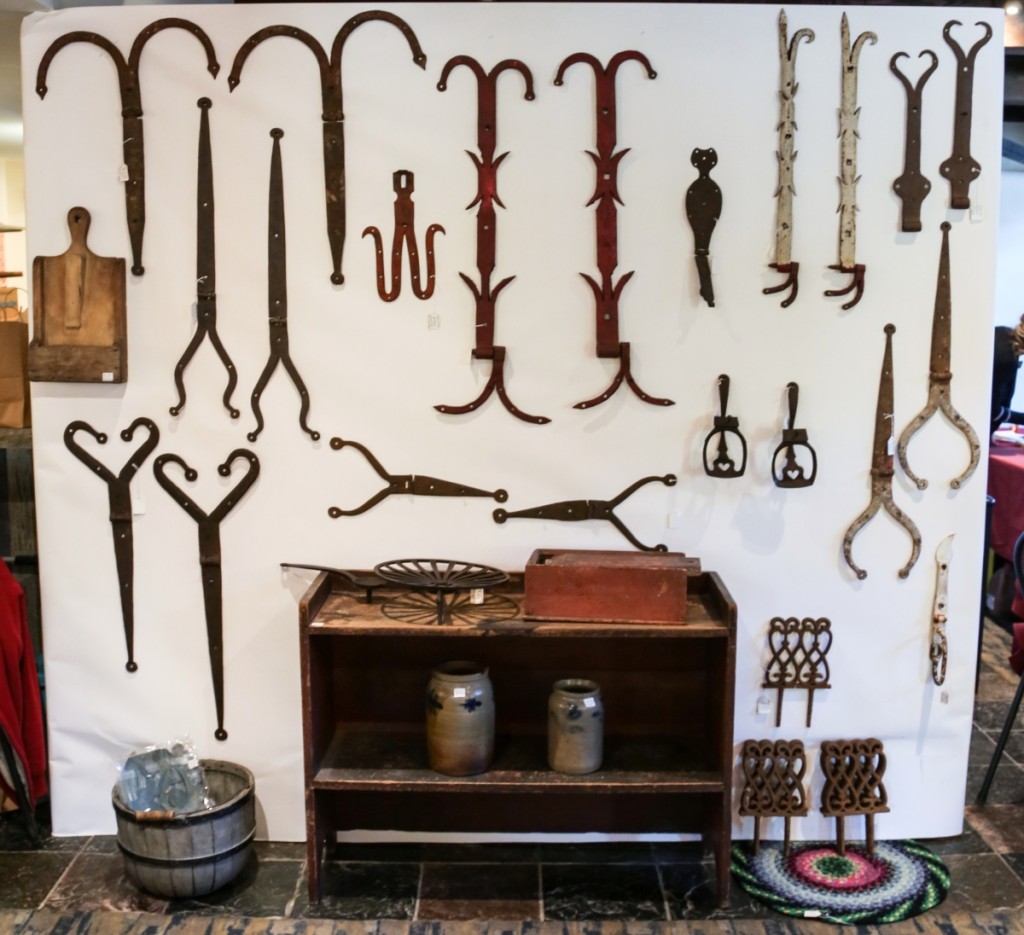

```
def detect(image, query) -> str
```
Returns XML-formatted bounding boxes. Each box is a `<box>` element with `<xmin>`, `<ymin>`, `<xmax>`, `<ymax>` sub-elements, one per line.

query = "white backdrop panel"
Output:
<box><xmin>20</xmin><ymin>2</ymin><xmax>1001</xmax><ymax>840</ymax></box>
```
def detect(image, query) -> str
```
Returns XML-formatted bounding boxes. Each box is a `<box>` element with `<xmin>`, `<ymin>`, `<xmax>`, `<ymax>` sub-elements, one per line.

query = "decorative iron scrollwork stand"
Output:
<box><xmin>739</xmin><ymin>739</ymin><xmax>808</xmax><ymax>855</ymax></box>
<box><xmin>819</xmin><ymin>738</ymin><xmax>889</xmax><ymax>856</ymax></box>
<box><xmin>763</xmin><ymin>616</ymin><xmax>832</xmax><ymax>727</ymax></box>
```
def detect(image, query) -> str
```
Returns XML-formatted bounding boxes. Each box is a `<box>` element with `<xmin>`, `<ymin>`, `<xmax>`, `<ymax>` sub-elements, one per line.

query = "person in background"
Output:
<box><xmin>992</xmin><ymin>316</ymin><xmax>1024</xmax><ymax>432</ymax></box>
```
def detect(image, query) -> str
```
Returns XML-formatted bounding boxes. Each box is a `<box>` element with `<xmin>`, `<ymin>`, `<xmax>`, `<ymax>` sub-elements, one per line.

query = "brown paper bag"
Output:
<box><xmin>0</xmin><ymin>288</ymin><xmax>31</xmax><ymax>428</ymax></box>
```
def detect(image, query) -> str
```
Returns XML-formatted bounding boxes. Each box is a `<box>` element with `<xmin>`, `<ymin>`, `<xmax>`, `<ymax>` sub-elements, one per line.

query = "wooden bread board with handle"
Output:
<box><xmin>29</xmin><ymin>207</ymin><xmax>127</xmax><ymax>383</ymax></box>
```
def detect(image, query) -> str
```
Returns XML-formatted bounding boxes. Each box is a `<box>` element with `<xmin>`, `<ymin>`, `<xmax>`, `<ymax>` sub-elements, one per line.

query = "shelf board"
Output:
<box><xmin>312</xmin><ymin>728</ymin><xmax>726</xmax><ymax>794</ymax></box>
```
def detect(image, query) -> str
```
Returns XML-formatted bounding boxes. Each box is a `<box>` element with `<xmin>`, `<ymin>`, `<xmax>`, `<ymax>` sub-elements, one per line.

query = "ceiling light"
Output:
<box><xmin>1007</xmin><ymin>1</ymin><xmax>1022</xmax><ymax>16</ymax></box>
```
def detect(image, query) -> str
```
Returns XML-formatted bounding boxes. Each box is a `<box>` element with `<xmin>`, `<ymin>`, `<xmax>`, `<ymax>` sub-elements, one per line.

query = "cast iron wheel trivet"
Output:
<box><xmin>382</xmin><ymin>589</ymin><xmax>519</xmax><ymax>626</ymax></box>
<box><xmin>374</xmin><ymin>559</ymin><xmax>509</xmax><ymax>625</ymax></box>
<box><xmin>730</xmin><ymin>839</ymin><xmax>949</xmax><ymax>924</ymax></box>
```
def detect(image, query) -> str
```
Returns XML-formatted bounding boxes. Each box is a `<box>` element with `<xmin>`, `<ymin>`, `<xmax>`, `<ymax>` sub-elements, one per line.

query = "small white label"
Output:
<box><xmin>756</xmin><ymin>694</ymin><xmax>771</xmax><ymax>716</ymax></box>
<box><xmin>887</xmin><ymin>435</ymin><xmax>895</xmax><ymax>457</ymax></box>
<box><xmin>427</xmin><ymin>313</ymin><xmax>441</xmax><ymax>331</ymax></box>
<box><xmin>310</xmin><ymin>621</ymin><xmax>325</xmax><ymax>628</ymax></box>
<box><xmin>970</xmin><ymin>200</ymin><xmax>983</xmax><ymax>223</ymax></box>
<box><xmin>583</xmin><ymin>697</ymin><xmax>597</xmax><ymax>708</ymax></box>
<box><xmin>117</xmin><ymin>164</ymin><xmax>130</xmax><ymax>182</ymax></box>
<box><xmin>803</xmin><ymin>910</ymin><xmax>822</xmax><ymax>919</ymax></box>
<box><xmin>453</xmin><ymin>687</ymin><xmax>467</xmax><ymax>698</ymax></box>
<box><xmin>102</xmin><ymin>371</ymin><xmax>114</xmax><ymax>382</ymax></box>
<box><xmin>131</xmin><ymin>484</ymin><xmax>145</xmax><ymax>516</ymax></box>
<box><xmin>940</xmin><ymin>690</ymin><xmax>950</xmax><ymax>705</ymax></box>
<box><xmin>470</xmin><ymin>588</ymin><xmax>484</xmax><ymax>604</ymax></box>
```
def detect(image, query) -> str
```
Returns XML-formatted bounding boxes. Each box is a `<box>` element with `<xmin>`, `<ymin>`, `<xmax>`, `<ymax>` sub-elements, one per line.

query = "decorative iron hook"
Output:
<box><xmin>772</xmin><ymin>382</ymin><xmax>817</xmax><ymax>488</ymax></box>
<box><xmin>556</xmin><ymin>50</ymin><xmax>673</xmax><ymax>410</ymax></box>
<box><xmin>363</xmin><ymin>170</ymin><xmax>444</xmax><ymax>302</ymax></box>
<box><xmin>229</xmin><ymin>12</ymin><xmax>427</xmax><ymax>284</ymax></box>
<box><xmin>939</xmin><ymin>20</ymin><xmax>993</xmax><ymax>210</ymax></box>
<box><xmin>433</xmin><ymin>56</ymin><xmax>548</xmax><ymax>424</ymax></box>
<box><xmin>153</xmin><ymin>449</ymin><xmax>260</xmax><ymax>741</ymax></box>
<box><xmin>64</xmin><ymin>417</ymin><xmax>160</xmax><ymax>672</ymax></box>
<box><xmin>36</xmin><ymin>19</ymin><xmax>220</xmax><ymax>276</ymax></box>
<box><xmin>890</xmin><ymin>50</ymin><xmax>938</xmax><ymax>232</ymax></box>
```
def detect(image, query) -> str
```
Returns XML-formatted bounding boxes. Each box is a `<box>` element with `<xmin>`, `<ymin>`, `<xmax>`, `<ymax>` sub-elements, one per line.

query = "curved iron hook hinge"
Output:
<box><xmin>493</xmin><ymin>474</ymin><xmax>677</xmax><ymax>552</ymax></box>
<box><xmin>153</xmin><ymin>448</ymin><xmax>260</xmax><ymax>741</ymax></box>
<box><xmin>228</xmin><ymin>12</ymin><xmax>427</xmax><ymax>285</ymax></box>
<box><xmin>64</xmin><ymin>417</ymin><xmax>160</xmax><ymax>672</ymax></box>
<box><xmin>362</xmin><ymin>170</ymin><xmax>444</xmax><ymax>301</ymax></box>
<box><xmin>36</xmin><ymin>19</ymin><xmax>220</xmax><ymax>276</ymax></box>
<box><xmin>435</xmin><ymin>346</ymin><xmax>550</xmax><ymax>425</ymax></box>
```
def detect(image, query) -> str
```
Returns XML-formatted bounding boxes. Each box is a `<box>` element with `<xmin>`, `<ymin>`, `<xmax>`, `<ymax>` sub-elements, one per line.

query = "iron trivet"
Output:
<box><xmin>374</xmin><ymin>559</ymin><xmax>509</xmax><ymax>625</ymax></box>
<box><xmin>382</xmin><ymin>589</ymin><xmax>519</xmax><ymax>627</ymax></box>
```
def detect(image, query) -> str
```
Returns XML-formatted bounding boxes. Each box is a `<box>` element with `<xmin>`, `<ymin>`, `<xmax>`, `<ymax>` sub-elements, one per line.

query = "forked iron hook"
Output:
<box><xmin>890</xmin><ymin>50</ymin><xmax>938</xmax><ymax>233</ymax></box>
<box><xmin>363</xmin><ymin>170</ymin><xmax>444</xmax><ymax>302</ymax></box>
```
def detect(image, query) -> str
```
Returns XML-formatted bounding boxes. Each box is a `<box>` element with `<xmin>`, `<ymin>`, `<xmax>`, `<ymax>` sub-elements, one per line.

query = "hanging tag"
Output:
<box><xmin>131</xmin><ymin>483</ymin><xmax>145</xmax><ymax>516</ymax></box>
<box><xmin>470</xmin><ymin>588</ymin><xmax>484</xmax><ymax>605</ymax></box>
<box><xmin>940</xmin><ymin>691</ymin><xmax>950</xmax><ymax>705</ymax></box>
<box><xmin>583</xmin><ymin>697</ymin><xmax>597</xmax><ymax>708</ymax></box>
<box><xmin>887</xmin><ymin>435</ymin><xmax>895</xmax><ymax>457</ymax></box>
<box><xmin>756</xmin><ymin>693</ymin><xmax>771</xmax><ymax>716</ymax></box>
<box><xmin>970</xmin><ymin>199</ymin><xmax>983</xmax><ymax>223</ymax></box>
<box><xmin>117</xmin><ymin>164</ymin><xmax>130</xmax><ymax>183</ymax></box>
<box><xmin>427</xmin><ymin>313</ymin><xmax>441</xmax><ymax>331</ymax></box>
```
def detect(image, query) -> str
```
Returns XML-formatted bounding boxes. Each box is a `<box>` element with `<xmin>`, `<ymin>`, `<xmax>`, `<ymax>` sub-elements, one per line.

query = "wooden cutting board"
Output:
<box><xmin>29</xmin><ymin>207</ymin><xmax>127</xmax><ymax>383</ymax></box>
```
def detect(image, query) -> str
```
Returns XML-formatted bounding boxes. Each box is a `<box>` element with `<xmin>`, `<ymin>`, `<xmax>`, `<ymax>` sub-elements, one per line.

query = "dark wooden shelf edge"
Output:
<box><xmin>311</xmin><ymin>769</ymin><xmax>726</xmax><ymax>794</ymax></box>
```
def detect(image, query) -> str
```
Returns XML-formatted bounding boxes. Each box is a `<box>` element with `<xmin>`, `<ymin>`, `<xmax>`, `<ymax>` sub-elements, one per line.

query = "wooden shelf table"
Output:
<box><xmin>298</xmin><ymin>570</ymin><xmax>737</xmax><ymax>906</ymax></box>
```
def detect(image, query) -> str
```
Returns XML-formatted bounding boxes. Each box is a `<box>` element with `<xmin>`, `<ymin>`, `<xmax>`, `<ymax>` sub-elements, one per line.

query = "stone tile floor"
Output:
<box><xmin>2</xmin><ymin>618</ymin><xmax>1024</xmax><ymax>925</ymax></box>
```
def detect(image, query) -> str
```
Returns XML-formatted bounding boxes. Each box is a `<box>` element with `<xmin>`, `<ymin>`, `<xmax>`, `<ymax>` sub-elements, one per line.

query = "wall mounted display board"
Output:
<box><xmin>20</xmin><ymin>3</ymin><xmax>1001</xmax><ymax>842</ymax></box>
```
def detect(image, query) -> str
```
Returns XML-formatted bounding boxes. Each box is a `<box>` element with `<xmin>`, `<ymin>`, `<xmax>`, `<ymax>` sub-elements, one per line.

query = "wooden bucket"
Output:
<box><xmin>112</xmin><ymin>759</ymin><xmax>256</xmax><ymax>898</ymax></box>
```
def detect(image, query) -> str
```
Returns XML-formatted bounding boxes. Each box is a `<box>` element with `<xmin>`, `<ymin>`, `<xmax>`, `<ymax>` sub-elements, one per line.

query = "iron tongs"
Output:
<box><xmin>328</xmin><ymin>438</ymin><xmax>507</xmax><ymax>517</ymax></box>
<box><xmin>842</xmin><ymin>324</ymin><xmax>921</xmax><ymax>580</ymax></box>
<box><xmin>153</xmin><ymin>448</ymin><xmax>260</xmax><ymax>740</ymax></box>
<box><xmin>897</xmin><ymin>223</ymin><xmax>980</xmax><ymax>491</ymax></box>
<box><xmin>493</xmin><ymin>474</ymin><xmax>677</xmax><ymax>552</ymax></box>
<box><xmin>64</xmin><ymin>417</ymin><xmax>160</xmax><ymax>672</ymax></box>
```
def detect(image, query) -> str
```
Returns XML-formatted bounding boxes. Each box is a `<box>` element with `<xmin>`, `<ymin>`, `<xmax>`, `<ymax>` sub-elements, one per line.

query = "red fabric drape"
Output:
<box><xmin>0</xmin><ymin>561</ymin><xmax>46</xmax><ymax>805</ymax></box>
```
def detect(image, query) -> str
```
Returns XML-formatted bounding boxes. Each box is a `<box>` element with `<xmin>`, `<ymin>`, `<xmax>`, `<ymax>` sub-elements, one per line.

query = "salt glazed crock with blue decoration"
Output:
<box><xmin>548</xmin><ymin>678</ymin><xmax>603</xmax><ymax>774</ymax></box>
<box><xmin>426</xmin><ymin>660</ymin><xmax>495</xmax><ymax>775</ymax></box>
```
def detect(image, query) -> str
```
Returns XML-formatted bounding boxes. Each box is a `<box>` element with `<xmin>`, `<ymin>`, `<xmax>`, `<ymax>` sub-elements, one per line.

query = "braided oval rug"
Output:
<box><xmin>731</xmin><ymin>840</ymin><xmax>950</xmax><ymax>924</ymax></box>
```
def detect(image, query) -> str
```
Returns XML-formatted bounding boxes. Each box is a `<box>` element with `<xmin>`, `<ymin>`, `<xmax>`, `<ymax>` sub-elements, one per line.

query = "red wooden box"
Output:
<box><xmin>523</xmin><ymin>549</ymin><xmax>701</xmax><ymax>624</ymax></box>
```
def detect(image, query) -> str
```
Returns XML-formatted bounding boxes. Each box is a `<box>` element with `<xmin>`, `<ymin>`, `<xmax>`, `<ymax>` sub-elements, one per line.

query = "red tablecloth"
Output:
<box><xmin>988</xmin><ymin>444</ymin><xmax>1024</xmax><ymax>561</ymax></box>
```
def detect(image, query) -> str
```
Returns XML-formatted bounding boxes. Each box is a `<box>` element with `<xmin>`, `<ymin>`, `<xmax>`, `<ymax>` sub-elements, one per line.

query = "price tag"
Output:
<box><xmin>584</xmin><ymin>697</ymin><xmax>596</xmax><ymax>708</ymax></box>
<box><xmin>470</xmin><ymin>588</ymin><xmax>484</xmax><ymax>605</ymax></box>
<box><xmin>803</xmin><ymin>910</ymin><xmax>822</xmax><ymax>919</ymax></box>
<box><xmin>427</xmin><ymin>313</ymin><xmax>441</xmax><ymax>331</ymax></box>
<box><xmin>117</xmin><ymin>164</ymin><xmax>130</xmax><ymax>183</ymax></box>
<box><xmin>940</xmin><ymin>691</ymin><xmax>950</xmax><ymax>705</ymax></box>
<box><xmin>131</xmin><ymin>484</ymin><xmax>145</xmax><ymax>516</ymax></box>
<box><xmin>756</xmin><ymin>694</ymin><xmax>772</xmax><ymax>716</ymax></box>
<box><xmin>102</xmin><ymin>372</ymin><xmax>114</xmax><ymax>382</ymax></box>
<box><xmin>887</xmin><ymin>435</ymin><xmax>895</xmax><ymax>457</ymax></box>
<box><xmin>970</xmin><ymin>200</ymin><xmax>983</xmax><ymax>223</ymax></box>
<box><xmin>453</xmin><ymin>687</ymin><xmax>467</xmax><ymax>698</ymax></box>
